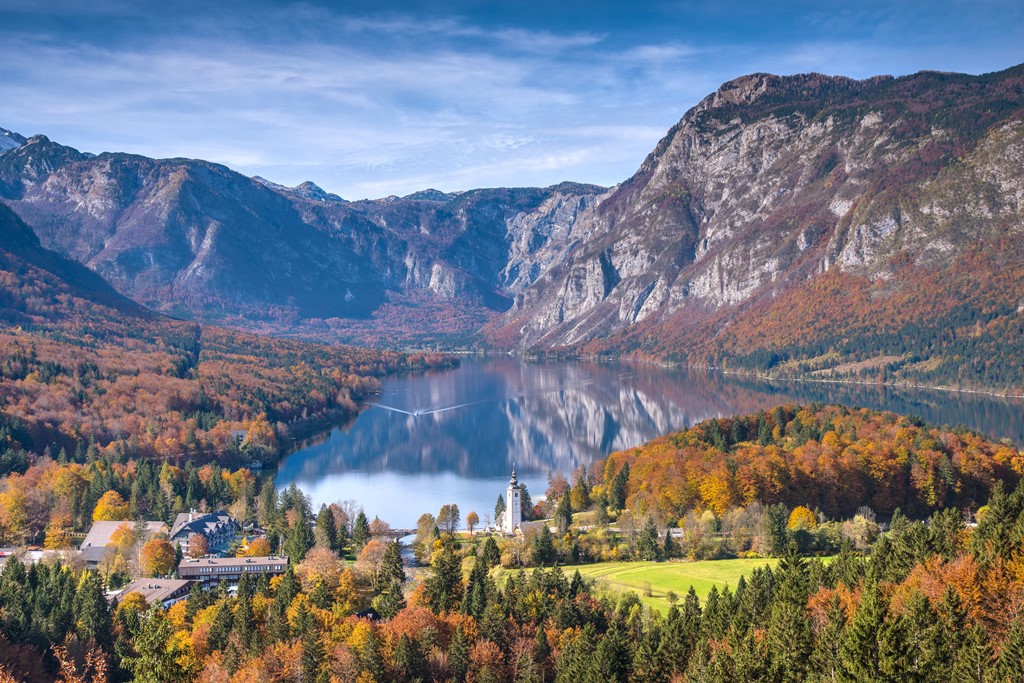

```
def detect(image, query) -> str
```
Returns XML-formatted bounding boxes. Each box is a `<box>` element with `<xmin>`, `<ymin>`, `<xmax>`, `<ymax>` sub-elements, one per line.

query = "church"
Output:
<box><xmin>501</xmin><ymin>468</ymin><xmax>522</xmax><ymax>533</ymax></box>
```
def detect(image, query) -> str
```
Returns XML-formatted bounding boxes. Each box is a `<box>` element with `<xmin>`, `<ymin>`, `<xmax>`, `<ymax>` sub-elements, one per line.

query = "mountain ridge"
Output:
<box><xmin>3</xmin><ymin>63</ymin><xmax>1024</xmax><ymax>390</ymax></box>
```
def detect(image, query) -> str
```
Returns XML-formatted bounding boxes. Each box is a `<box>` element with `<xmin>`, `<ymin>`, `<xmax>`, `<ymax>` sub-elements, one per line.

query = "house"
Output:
<box><xmin>169</xmin><ymin>510</ymin><xmax>238</xmax><ymax>555</ymax></box>
<box><xmin>115</xmin><ymin>578</ymin><xmax>193</xmax><ymax>608</ymax></box>
<box><xmin>79</xmin><ymin>520</ymin><xmax>168</xmax><ymax>568</ymax></box>
<box><xmin>177</xmin><ymin>555</ymin><xmax>287</xmax><ymax>587</ymax></box>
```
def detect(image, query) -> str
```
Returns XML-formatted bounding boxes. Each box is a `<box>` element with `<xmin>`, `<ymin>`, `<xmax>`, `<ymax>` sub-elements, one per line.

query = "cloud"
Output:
<box><xmin>1</xmin><ymin>1</ymin><xmax>1021</xmax><ymax>199</ymax></box>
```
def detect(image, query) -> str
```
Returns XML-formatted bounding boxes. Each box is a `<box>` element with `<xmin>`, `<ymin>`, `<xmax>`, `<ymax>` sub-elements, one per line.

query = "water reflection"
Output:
<box><xmin>275</xmin><ymin>358</ymin><xmax>1024</xmax><ymax>527</ymax></box>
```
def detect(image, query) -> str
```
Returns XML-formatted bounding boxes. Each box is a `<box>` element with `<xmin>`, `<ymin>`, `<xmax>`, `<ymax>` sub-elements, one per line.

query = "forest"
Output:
<box><xmin>2</xmin><ymin>406</ymin><xmax>1024</xmax><ymax>681</ymax></box>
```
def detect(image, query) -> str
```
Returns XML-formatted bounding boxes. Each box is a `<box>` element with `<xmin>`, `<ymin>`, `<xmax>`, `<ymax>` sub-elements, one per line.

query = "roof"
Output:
<box><xmin>169</xmin><ymin>510</ymin><xmax>235</xmax><ymax>540</ymax></box>
<box><xmin>82</xmin><ymin>521</ymin><xmax>167</xmax><ymax>549</ymax></box>
<box><xmin>80</xmin><ymin>521</ymin><xmax>167</xmax><ymax>564</ymax></box>
<box><xmin>117</xmin><ymin>579</ymin><xmax>192</xmax><ymax>605</ymax></box>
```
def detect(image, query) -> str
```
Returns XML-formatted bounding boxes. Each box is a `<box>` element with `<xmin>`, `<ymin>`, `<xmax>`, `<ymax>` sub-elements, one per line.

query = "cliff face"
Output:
<box><xmin>483</xmin><ymin>67</ymin><xmax>1024</xmax><ymax>389</ymax></box>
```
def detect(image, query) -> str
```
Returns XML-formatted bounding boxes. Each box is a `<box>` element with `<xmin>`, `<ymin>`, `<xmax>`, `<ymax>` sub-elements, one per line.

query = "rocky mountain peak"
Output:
<box><xmin>0</xmin><ymin>127</ymin><xmax>27</xmax><ymax>153</ymax></box>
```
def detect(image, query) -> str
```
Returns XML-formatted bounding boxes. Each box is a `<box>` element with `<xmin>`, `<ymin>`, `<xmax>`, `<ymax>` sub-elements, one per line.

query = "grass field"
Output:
<box><xmin>561</xmin><ymin>558</ymin><xmax>780</xmax><ymax>613</ymax></box>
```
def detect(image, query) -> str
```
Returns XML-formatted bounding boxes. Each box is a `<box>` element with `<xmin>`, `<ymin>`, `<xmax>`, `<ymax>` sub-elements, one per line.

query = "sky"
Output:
<box><xmin>1</xmin><ymin>1</ymin><xmax>1022</xmax><ymax>199</ymax></box>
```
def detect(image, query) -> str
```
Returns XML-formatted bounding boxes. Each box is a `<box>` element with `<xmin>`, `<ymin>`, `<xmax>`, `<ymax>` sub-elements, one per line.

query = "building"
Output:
<box><xmin>503</xmin><ymin>468</ymin><xmax>522</xmax><ymax>532</ymax></box>
<box><xmin>115</xmin><ymin>579</ymin><xmax>193</xmax><ymax>608</ymax></box>
<box><xmin>80</xmin><ymin>520</ymin><xmax>168</xmax><ymax>568</ymax></box>
<box><xmin>177</xmin><ymin>555</ymin><xmax>288</xmax><ymax>587</ymax></box>
<box><xmin>169</xmin><ymin>510</ymin><xmax>237</xmax><ymax>555</ymax></box>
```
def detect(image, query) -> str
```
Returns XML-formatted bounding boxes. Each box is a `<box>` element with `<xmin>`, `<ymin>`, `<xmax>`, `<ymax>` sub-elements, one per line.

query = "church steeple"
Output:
<box><xmin>504</xmin><ymin>466</ymin><xmax>522</xmax><ymax>532</ymax></box>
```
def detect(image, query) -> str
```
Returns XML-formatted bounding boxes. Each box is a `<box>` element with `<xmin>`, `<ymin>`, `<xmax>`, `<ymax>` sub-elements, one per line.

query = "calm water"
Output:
<box><xmin>275</xmin><ymin>358</ymin><xmax>1024</xmax><ymax>528</ymax></box>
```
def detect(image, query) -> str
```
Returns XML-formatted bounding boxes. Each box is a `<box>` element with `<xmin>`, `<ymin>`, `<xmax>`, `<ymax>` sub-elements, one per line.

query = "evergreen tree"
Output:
<box><xmin>556</xmin><ymin>494</ymin><xmax>573</xmax><ymax>534</ymax></box>
<box><xmin>482</xmin><ymin>536</ymin><xmax>501</xmax><ymax>568</ymax></box>
<box><xmin>375</xmin><ymin>539</ymin><xmax>408</xmax><ymax>619</ymax></box>
<box><xmin>766</xmin><ymin>544</ymin><xmax>812</xmax><ymax>682</ymax></box>
<box><xmin>449</xmin><ymin>625</ymin><xmax>470</xmax><ymax>682</ymax></box>
<box><xmin>495</xmin><ymin>494</ymin><xmax>507</xmax><ymax>523</ymax></box>
<box><xmin>124</xmin><ymin>606</ymin><xmax>199</xmax><ymax>683</ymax></box>
<box><xmin>663</xmin><ymin>526</ymin><xmax>677</xmax><ymax>559</ymax></box>
<box><xmin>809</xmin><ymin>593</ymin><xmax>846</xmax><ymax>681</ymax></box>
<box><xmin>950</xmin><ymin>624</ymin><xmax>994</xmax><ymax>683</ymax></box>
<box><xmin>532</xmin><ymin>525</ymin><xmax>556</xmax><ymax>566</ymax></box>
<box><xmin>73</xmin><ymin>571</ymin><xmax>113</xmax><ymax>652</ymax></box>
<box><xmin>297</xmin><ymin>601</ymin><xmax>326</xmax><ymax>683</ymax></box>
<box><xmin>424</xmin><ymin>537</ymin><xmax>463</xmax><ymax>613</ymax></box>
<box><xmin>284</xmin><ymin>513</ymin><xmax>313</xmax><ymax>563</ymax></box>
<box><xmin>314</xmin><ymin>504</ymin><xmax>337</xmax><ymax>550</ymax></box>
<box><xmin>839</xmin><ymin>581</ymin><xmax>887</xmax><ymax>681</ymax></box>
<box><xmin>352</xmin><ymin>510</ymin><xmax>371</xmax><ymax>551</ymax></box>
<box><xmin>395</xmin><ymin>633</ymin><xmax>428</xmax><ymax>682</ymax></box>
<box><xmin>636</xmin><ymin>516</ymin><xmax>662</xmax><ymax>561</ymax></box>
<box><xmin>610</xmin><ymin>463</ymin><xmax>629</xmax><ymax>511</ymax></box>
<box><xmin>589</xmin><ymin>621</ymin><xmax>631</xmax><ymax>683</ymax></box>
<box><xmin>997</xmin><ymin>617</ymin><xmax>1024</xmax><ymax>683</ymax></box>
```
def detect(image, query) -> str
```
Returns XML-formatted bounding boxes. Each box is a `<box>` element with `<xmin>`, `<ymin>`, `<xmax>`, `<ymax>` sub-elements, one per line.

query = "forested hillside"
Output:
<box><xmin>0</xmin><ymin>202</ymin><xmax>450</xmax><ymax>471</ymax></box>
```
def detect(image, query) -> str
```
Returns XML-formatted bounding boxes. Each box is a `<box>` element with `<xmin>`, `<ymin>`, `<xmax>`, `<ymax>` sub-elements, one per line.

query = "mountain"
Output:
<box><xmin>0</xmin><ymin>127</ymin><xmax>26</xmax><ymax>153</ymax></box>
<box><xmin>487</xmin><ymin>65</ymin><xmax>1024</xmax><ymax>390</ymax></box>
<box><xmin>3</xmin><ymin>64</ymin><xmax>1024</xmax><ymax>390</ymax></box>
<box><xmin>0</xmin><ymin>137</ymin><xmax>603</xmax><ymax>346</ymax></box>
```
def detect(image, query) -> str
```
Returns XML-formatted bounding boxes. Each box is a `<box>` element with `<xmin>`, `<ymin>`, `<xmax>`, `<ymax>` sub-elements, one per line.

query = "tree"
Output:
<box><xmin>555</xmin><ymin>495</ymin><xmax>573</xmax><ymax>535</ymax></box>
<box><xmin>424</xmin><ymin>537</ymin><xmax>463</xmax><ymax>613</ymax></box>
<box><xmin>352</xmin><ymin>510</ymin><xmax>370</xmax><ymax>551</ymax></box>
<box><xmin>92</xmin><ymin>491</ymin><xmax>129</xmax><ymax>521</ymax></box>
<box><xmin>466</xmin><ymin>511</ymin><xmax>480</xmax><ymax>534</ymax></box>
<box><xmin>414</xmin><ymin>513</ymin><xmax>438</xmax><ymax>564</ymax></box>
<box><xmin>450</xmin><ymin>625</ymin><xmax>471</xmax><ymax>682</ymax></box>
<box><xmin>438</xmin><ymin>504</ymin><xmax>461</xmax><ymax>535</ymax></box>
<box><xmin>241</xmin><ymin>536</ymin><xmax>272</xmax><ymax>557</ymax></box>
<box><xmin>495</xmin><ymin>495</ymin><xmax>506</xmax><ymax>523</ymax></box>
<box><xmin>285</xmin><ymin>513</ymin><xmax>314</xmax><ymax>563</ymax></box>
<box><xmin>124</xmin><ymin>606</ymin><xmax>198</xmax><ymax>683</ymax></box>
<box><xmin>314</xmin><ymin>504</ymin><xmax>337</xmax><ymax>550</ymax></box>
<box><xmin>139</xmin><ymin>538</ymin><xmax>176</xmax><ymax>577</ymax></box>
<box><xmin>187</xmin><ymin>533</ymin><xmax>208</xmax><ymax>558</ymax></box>
<box><xmin>532</xmin><ymin>525</ymin><xmax>556</xmax><ymax>566</ymax></box>
<box><xmin>636</xmin><ymin>516</ymin><xmax>662</xmax><ymax>561</ymax></box>
<box><xmin>74</xmin><ymin>571</ymin><xmax>113</xmax><ymax>651</ymax></box>
<box><xmin>610</xmin><ymin>463</ymin><xmax>630</xmax><ymax>511</ymax></box>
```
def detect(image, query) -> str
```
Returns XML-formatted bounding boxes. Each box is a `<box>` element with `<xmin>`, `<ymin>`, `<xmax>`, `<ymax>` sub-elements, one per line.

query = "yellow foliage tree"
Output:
<box><xmin>93</xmin><ymin>491</ymin><xmax>129</xmax><ymax>521</ymax></box>
<box><xmin>139</xmin><ymin>538</ymin><xmax>176</xmax><ymax>577</ymax></box>
<box><xmin>787</xmin><ymin>506</ymin><xmax>818</xmax><ymax>530</ymax></box>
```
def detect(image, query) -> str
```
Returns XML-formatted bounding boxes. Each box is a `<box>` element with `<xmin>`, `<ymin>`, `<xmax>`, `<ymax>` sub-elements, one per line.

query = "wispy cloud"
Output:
<box><xmin>0</xmin><ymin>1</ymin><xmax>1021</xmax><ymax>198</ymax></box>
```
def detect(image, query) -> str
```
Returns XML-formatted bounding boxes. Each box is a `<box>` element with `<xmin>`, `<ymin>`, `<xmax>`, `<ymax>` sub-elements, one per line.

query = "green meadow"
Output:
<box><xmin>561</xmin><ymin>558</ymin><xmax>781</xmax><ymax>613</ymax></box>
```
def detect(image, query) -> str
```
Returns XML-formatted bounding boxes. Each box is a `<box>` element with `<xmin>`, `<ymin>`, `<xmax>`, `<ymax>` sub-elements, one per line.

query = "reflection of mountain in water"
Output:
<box><xmin>276</xmin><ymin>359</ymin><xmax>1024</xmax><ymax>488</ymax></box>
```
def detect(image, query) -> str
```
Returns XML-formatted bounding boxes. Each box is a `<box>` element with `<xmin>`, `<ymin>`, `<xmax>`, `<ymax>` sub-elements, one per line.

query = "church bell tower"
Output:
<box><xmin>505</xmin><ymin>467</ymin><xmax>522</xmax><ymax>532</ymax></box>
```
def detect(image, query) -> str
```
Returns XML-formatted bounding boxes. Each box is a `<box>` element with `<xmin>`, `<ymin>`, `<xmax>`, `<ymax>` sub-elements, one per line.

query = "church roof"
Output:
<box><xmin>508</xmin><ymin>467</ymin><xmax>519</xmax><ymax>488</ymax></box>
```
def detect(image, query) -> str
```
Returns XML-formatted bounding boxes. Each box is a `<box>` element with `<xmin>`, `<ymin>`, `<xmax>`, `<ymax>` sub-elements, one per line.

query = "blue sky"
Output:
<box><xmin>1</xmin><ymin>0</ymin><xmax>1021</xmax><ymax>199</ymax></box>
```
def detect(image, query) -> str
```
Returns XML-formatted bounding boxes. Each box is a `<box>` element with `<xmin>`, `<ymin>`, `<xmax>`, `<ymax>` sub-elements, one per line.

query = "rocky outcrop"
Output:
<box><xmin>489</xmin><ymin>66</ymin><xmax>1024</xmax><ymax>362</ymax></box>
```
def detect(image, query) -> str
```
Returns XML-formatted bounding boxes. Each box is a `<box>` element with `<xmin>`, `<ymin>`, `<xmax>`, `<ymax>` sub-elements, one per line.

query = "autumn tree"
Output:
<box><xmin>438</xmin><ymin>503</ymin><xmax>461</xmax><ymax>535</ymax></box>
<box><xmin>92</xmin><ymin>491</ymin><xmax>129</xmax><ymax>521</ymax></box>
<box><xmin>139</xmin><ymin>538</ymin><xmax>176</xmax><ymax>577</ymax></box>
<box><xmin>188</xmin><ymin>533</ymin><xmax>208</xmax><ymax>558</ymax></box>
<box><xmin>466</xmin><ymin>511</ymin><xmax>479</xmax><ymax>534</ymax></box>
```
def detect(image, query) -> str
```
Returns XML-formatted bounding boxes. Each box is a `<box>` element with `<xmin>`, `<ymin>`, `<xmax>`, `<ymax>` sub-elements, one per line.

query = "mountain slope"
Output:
<box><xmin>0</xmin><ymin>137</ymin><xmax>603</xmax><ymax>346</ymax></box>
<box><xmin>487</xmin><ymin>66</ymin><xmax>1024</xmax><ymax>391</ymax></box>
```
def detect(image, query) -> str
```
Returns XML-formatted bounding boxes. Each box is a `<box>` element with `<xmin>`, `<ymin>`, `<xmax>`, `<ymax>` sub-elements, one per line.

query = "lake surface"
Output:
<box><xmin>275</xmin><ymin>358</ymin><xmax>1024</xmax><ymax>528</ymax></box>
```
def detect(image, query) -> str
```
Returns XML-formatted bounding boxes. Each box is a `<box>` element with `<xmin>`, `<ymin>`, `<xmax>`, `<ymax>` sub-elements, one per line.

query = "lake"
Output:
<box><xmin>274</xmin><ymin>358</ymin><xmax>1024</xmax><ymax>528</ymax></box>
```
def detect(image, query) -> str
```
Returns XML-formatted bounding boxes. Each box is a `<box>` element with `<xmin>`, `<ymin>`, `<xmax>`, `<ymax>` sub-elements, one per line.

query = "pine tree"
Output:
<box><xmin>73</xmin><ymin>571</ymin><xmax>113</xmax><ymax>652</ymax></box>
<box><xmin>424</xmin><ymin>537</ymin><xmax>463</xmax><ymax>613</ymax></box>
<box><xmin>950</xmin><ymin>624</ymin><xmax>994</xmax><ymax>683</ymax></box>
<box><xmin>532</xmin><ymin>525</ymin><xmax>556</xmax><ymax>566</ymax></box>
<box><xmin>352</xmin><ymin>510</ymin><xmax>371</xmax><ymax>551</ymax></box>
<box><xmin>495</xmin><ymin>494</ymin><xmax>507</xmax><ymax>523</ymax></box>
<box><xmin>395</xmin><ymin>633</ymin><xmax>428</xmax><ymax>682</ymax></box>
<box><xmin>766</xmin><ymin>544</ymin><xmax>811</xmax><ymax>682</ymax></box>
<box><xmin>589</xmin><ymin>621</ymin><xmax>631</xmax><ymax>683</ymax></box>
<box><xmin>839</xmin><ymin>581</ymin><xmax>886</xmax><ymax>681</ymax></box>
<box><xmin>314</xmin><ymin>504</ymin><xmax>337</xmax><ymax>550</ymax></box>
<box><xmin>449</xmin><ymin>625</ymin><xmax>471</xmax><ymax>682</ymax></box>
<box><xmin>809</xmin><ymin>593</ymin><xmax>846</xmax><ymax>681</ymax></box>
<box><xmin>636</xmin><ymin>516</ymin><xmax>662</xmax><ymax>561</ymax></box>
<box><xmin>664</xmin><ymin>526</ymin><xmax>677</xmax><ymax>559</ymax></box>
<box><xmin>284</xmin><ymin>513</ymin><xmax>313</xmax><ymax>563</ymax></box>
<box><xmin>997</xmin><ymin>617</ymin><xmax>1024</xmax><ymax>683</ymax></box>
<box><xmin>556</xmin><ymin>494</ymin><xmax>573</xmax><ymax>534</ymax></box>
<box><xmin>482</xmin><ymin>536</ymin><xmax>501</xmax><ymax>568</ymax></box>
